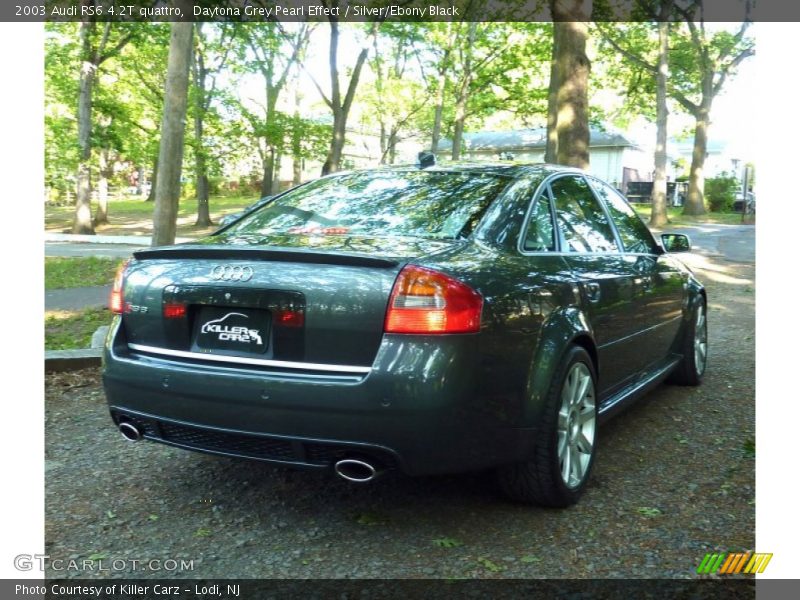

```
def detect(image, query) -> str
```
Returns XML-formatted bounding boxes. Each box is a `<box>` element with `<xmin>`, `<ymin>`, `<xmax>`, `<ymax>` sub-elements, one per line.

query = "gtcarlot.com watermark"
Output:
<box><xmin>15</xmin><ymin>553</ymin><xmax>195</xmax><ymax>573</ymax></box>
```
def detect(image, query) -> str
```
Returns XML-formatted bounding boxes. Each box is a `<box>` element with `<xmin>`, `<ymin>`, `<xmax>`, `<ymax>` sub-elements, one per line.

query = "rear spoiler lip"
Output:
<box><xmin>132</xmin><ymin>245</ymin><xmax>400</xmax><ymax>268</ymax></box>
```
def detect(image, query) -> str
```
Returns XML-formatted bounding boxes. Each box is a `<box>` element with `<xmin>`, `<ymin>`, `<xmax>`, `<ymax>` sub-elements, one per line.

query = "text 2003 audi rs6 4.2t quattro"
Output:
<box><xmin>103</xmin><ymin>163</ymin><xmax>706</xmax><ymax>507</ymax></box>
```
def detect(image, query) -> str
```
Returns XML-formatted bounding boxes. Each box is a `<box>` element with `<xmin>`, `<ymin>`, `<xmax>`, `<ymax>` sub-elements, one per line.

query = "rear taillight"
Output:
<box><xmin>109</xmin><ymin>259</ymin><xmax>130</xmax><ymax>314</ymax></box>
<box><xmin>384</xmin><ymin>265</ymin><xmax>482</xmax><ymax>334</ymax></box>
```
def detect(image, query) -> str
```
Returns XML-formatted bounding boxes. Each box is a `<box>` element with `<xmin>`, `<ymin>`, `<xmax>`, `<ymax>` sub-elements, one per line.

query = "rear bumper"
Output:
<box><xmin>102</xmin><ymin>318</ymin><xmax>534</xmax><ymax>476</ymax></box>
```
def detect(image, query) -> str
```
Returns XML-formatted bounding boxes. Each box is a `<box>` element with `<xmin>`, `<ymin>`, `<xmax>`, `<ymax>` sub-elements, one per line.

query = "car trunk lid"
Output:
<box><xmin>121</xmin><ymin>235</ymin><xmax>456</xmax><ymax>370</ymax></box>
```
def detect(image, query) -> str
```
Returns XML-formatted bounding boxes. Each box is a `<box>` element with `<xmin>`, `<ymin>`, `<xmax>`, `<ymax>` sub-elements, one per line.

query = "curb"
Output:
<box><xmin>45</xmin><ymin>349</ymin><xmax>102</xmax><ymax>373</ymax></box>
<box><xmin>45</xmin><ymin>233</ymin><xmax>193</xmax><ymax>245</ymax></box>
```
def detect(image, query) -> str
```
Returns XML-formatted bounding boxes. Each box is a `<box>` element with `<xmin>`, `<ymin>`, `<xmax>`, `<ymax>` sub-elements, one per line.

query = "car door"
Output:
<box><xmin>547</xmin><ymin>174</ymin><xmax>650</xmax><ymax>395</ymax></box>
<box><xmin>588</xmin><ymin>178</ymin><xmax>686</xmax><ymax>369</ymax></box>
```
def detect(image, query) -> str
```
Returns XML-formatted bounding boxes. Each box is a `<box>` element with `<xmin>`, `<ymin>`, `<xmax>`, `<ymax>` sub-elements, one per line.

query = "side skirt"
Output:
<box><xmin>597</xmin><ymin>355</ymin><xmax>681</xmax><ymax>424</ymax></box>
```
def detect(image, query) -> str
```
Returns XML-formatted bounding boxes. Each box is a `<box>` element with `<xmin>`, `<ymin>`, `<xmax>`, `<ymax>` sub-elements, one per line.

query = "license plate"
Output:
<box><xmin>192</xmin><ymin>306</ymin><xmax>270</xmax><ymax>355</ymax></box>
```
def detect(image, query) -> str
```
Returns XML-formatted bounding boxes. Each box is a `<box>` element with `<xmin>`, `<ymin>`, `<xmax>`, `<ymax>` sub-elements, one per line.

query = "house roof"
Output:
<box><xmin>436</xmin><ymin>127</ymin><xmax>637</xmax><ymax>154</ymax></box>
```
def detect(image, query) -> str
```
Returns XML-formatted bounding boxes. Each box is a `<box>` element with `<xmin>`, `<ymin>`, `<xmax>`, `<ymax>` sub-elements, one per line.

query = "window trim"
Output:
<box><xmin>517</xmin><ymin>173</ymin><xmax>562</xmax><ymax>255</ymax></box>
<box><xmin>584</xmin><ymin>175</ymin><xmax>660</xmax><ymax>256</ymax></box>
<box><xmin>526</xmin><ymin>173</ymin><xmax>622</xmax><ymax>256</ymax></box>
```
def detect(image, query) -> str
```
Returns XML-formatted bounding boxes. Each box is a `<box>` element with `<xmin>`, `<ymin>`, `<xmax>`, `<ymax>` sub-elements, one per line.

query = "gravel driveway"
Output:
<box><xmin>45</xmin><ymin>254</ymin><xmax>755</xmax><ymax>579</ymax></box>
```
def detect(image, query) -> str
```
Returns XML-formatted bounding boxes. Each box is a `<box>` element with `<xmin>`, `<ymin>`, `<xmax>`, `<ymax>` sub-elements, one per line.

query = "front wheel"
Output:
<box><xmin>497</xmin><ymin>346</ymin><xmax>598</xmax><ymax>507</ymax></box>
<box><xmin>668</xmin><ymin>298</ymin><xmax>707</xmax><ymax>386</ymax></box>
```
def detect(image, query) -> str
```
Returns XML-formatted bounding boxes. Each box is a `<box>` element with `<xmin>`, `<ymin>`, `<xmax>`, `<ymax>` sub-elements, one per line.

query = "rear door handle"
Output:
<box><xmin>584</xmin><ymin>282</ymin><xmax>601</xmax><ymax>303</ymax></box>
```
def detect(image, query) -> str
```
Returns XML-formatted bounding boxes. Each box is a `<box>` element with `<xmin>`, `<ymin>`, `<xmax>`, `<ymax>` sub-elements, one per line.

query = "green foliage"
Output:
<box><xmin>45</xmin><ymin>257</ymin><xmax>122</xmax><ymax>290</ymax></box>
<box><xmin>44</xmin><ymin>307</ymin><xmax>112</xmax><ymax>350</ymax></box>
<box><xmin>705</xmin><ymin>172</ymin><xmax>739</xmax><ymax>212</ymax></box>
<box><xmin>432</xmin><ymin>537</ymin><xmax>463</xmax><ymax>548</ymax></box>
<box><xmin>636</xmin><ymin>506</ymin><xmax>663</xmax><ymax>517</ymax></box>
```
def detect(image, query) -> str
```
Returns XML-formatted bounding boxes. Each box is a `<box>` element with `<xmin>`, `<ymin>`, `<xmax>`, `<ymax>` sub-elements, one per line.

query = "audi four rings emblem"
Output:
<box><xmin>210</xmin><ymin>265</ymin><xmax>254</xmax><ymax>282</ymax></box>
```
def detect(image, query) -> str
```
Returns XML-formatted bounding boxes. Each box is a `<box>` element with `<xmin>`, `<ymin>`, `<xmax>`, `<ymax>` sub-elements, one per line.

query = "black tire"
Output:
<box><xmin>497</xmin><ymin>346</ymin><xmax>598</xmax><ymax>507</ymax></box>
<box><xmin>668</xmin><ymin>298</ymin><xmax>707</xmax><ymax>386</ymax></box>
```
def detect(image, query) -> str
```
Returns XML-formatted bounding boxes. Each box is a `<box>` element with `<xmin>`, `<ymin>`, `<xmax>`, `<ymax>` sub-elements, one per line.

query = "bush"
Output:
<box><xmin>705</xmin><ymin>172</ymin><xmax>739</xmax><ymax>212</ymax></box>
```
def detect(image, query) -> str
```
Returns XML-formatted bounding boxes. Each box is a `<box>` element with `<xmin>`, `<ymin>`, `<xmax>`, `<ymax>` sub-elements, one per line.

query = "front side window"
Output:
<box><xmin>550</xmin><ymin>176</ymin><xmax>619</xmax><ymax>253</ymax></box>
<box><xmin>228</xmin><ymin>170</ymin><xmax>511</xmax><ymax>240</ymax></box>
<box><xmin>590</xmin><ymin>179</ymin><xmax>657</xmax><ymax>254</ymax></box>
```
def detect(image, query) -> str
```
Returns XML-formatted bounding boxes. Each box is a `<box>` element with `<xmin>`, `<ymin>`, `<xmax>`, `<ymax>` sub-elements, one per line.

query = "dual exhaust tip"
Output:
<box><xmin>334</xmin><ymin>458</ymin><xmax>381</xmax><ymax>483</ymax></box>
<box><xmin>118</xmin><ymin>422</ymin><xmax>381</xmax><ymax>483</ymax></box>
<box><xmin>118</xmin><ymin>421</ymin><xmax>142</xmax><ymax>442</ymax></box>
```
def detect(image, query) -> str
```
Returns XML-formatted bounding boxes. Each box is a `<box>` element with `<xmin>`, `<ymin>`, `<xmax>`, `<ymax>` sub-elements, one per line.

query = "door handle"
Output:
<box><xmin>584</xmin><ymin>282</ymin><xmax>601</xmax><ymax>303</ymax></box>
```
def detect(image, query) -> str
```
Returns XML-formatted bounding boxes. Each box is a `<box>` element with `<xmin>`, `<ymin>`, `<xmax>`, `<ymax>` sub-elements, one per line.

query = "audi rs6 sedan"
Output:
<box><xmin>103</xmin><ymin>163</ymin><xmax>706</xmax><ymax>507</ymax></box>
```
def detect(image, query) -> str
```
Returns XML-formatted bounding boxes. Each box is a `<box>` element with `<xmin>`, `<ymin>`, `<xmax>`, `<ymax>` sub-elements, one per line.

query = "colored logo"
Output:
<box><xmin>697</xmin><ymin>552</ymin><xmax>772</xmax><ymax>575</ymax></box>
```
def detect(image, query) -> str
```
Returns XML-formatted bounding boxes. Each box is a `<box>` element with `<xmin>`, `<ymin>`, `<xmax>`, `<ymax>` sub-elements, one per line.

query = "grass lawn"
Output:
<box><xmin>633</xmin><ymin>204</ymin><xmax>754</xmax><ymax>227</ymax></box>
<box><xmin>45</xmin><ymin>307</ymin><xmax>113</xmax><ymax>350</ymax></box>
<box><xmin>45</xmin><ymin>256</ymin><xmax>123</xmax><ymax>289</ymax></box>
<box><xmin>45</xmin><ymin>194</ymin><xmax>258</xmax><ymax>238</ymax></box>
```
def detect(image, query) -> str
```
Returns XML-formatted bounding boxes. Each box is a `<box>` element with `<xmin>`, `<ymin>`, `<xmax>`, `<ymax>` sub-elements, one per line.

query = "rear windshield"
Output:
<box><xmin>227</xmin><ymin>170</ymin><xmax>510</xmax><ymax>240</ymax></box>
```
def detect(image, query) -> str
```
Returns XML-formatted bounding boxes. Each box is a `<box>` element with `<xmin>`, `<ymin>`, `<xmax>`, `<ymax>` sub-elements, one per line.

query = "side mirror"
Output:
<box><xmin>661</xmin><ymin>233</ymin><xmax>691</xmax><ymax>253</ymax></box>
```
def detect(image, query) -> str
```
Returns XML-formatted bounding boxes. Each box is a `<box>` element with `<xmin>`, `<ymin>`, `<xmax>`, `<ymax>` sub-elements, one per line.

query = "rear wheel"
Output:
<box><xmin>668</xmin><ymin>299</ymin><xmax>707</xmax><ymax>386</ymax></box>
<box><xmin>497</xmin><ymin>346</ymin><xmax>597</xmax><ymax>507</ymax></box>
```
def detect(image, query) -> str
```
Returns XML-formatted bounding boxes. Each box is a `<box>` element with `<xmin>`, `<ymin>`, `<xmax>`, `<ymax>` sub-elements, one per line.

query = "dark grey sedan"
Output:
<box><xmin>103</xmin><ymin>163</ymin><xmax>706</xmax><ymax>506</ymax></box>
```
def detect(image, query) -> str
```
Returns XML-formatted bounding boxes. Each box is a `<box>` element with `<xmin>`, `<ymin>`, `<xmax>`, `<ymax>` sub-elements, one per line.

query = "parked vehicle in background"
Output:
<box><xmin>103</xmin><ymin>163</ymin><xmax>706</xmax><ymax>507</ymax></box>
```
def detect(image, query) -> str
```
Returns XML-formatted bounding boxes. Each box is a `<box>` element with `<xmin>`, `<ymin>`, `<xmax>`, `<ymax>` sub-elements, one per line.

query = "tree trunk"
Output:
<box><xmin>72</xmin><ymin>22</ymin><xmax>96</xmax><ymax>235</ymax></box>
<box><xmin>193</xmin><ymin>24</ymin><xmax>212</xmax><ymax>228</ymax></box>
<box><xmin>544</xmin><ymin>25</ymin><xmax>560</xmax><ymax>164</ymax></box>
<box><xmin>553</xmin><ymin>15</ymin><xmax>591</xmax><ymax>170</ymax></box>
<box><xmin>388</xmin><ymin>129</ymin><xmax>398</xmax><ymax>165</ymax></box>
<box><xmin>271</xmin><ymin>152</ymin><xmax>282</xmax><ymax>194</ymax></box>
<box><xmin>649</xmin><ymin>18</ymin><xmax>670</xmax><ymax>228</ymax></box>
<box><xmin>684</xmin><ymin>107</ymin><xmax>710</xmax><ymax>215</ymax></box>
<box><xmin>320</xmin><ymin>19</ymin><xmax>371</xmax><ymax>175</ymax></box>
<box><xmin>451</xmin><ymin>103</ymin><xmax>465</xmax><ymax>160</ymax></box>
<box><xmin>94</xmin><ymin>148</ymin><xmax>111</xmax><ymax>225</ymax></box>
<box><xmin>292</xmin><ymin>93</ymin><xmax>302</xmax><ymax>185</ymax></box>
<box><xmin>193</xmin><ymin>108</ymin><xmax>211</xmax><ymax>227</ymax></box>
<box><xmin>451</xmin><ymin>23</ymin><xmax>477</xmax><ymax>162</ymax></box>
<box><xmin>136</xmin><ymin>165</ymin><xmax>145</xmax><ymax>195</ymax></box>
<box><xmin>322</xmin><ymin>112</ymin><xmax>346</xmax><ymax>175</ymax></box>
<box><xmin>379</xmin><ymin>122</ymin><xmax>388</xmax><ymax>164</ymax></box>
<box><xmin>146</xmin><ymin>156</ymin><xmax>158</xmax><ymax>201</ymax></box>
<box><xmin>152</xmin><ymin>22</ymin><xmax>193</xmax><ymax>247</ymax></box>
<box><xmin>430</xmin><ymin>68</ymin><xmax>446</xmax><ymax>154</ymax></box>
<box><xmin>292</xmin><ymin>155</ymin><xmax>302</xmax><ymax>186</ymax></box>
<box><xmin>260</xmin><ymin>149</ymin><xmax>274</xmax><ymax>198</ymax></box>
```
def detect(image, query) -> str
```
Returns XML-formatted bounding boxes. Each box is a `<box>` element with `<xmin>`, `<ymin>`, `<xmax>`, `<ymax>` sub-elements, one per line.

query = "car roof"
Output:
<box><xmin>341</xmin><ymin>162</ymin><xmax>586</xmax><ymax>180</ymax></box>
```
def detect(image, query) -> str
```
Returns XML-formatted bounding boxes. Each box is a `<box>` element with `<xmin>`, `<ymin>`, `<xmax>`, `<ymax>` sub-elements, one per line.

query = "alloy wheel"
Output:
<box><xmin>557</xmin><ymin>362</ymin><xmax>596</xmax><ymax>489</ymax></box>
<box><xmin>694</xmin><ymin>304</ymin><xmax>708</xmax><ymax>376</ymax></box>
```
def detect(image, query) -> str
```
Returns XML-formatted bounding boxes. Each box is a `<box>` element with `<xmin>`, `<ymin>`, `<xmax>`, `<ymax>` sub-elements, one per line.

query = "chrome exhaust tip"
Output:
<box><xmin>334</xmin><ymin>458</ymin><xmax>379</xmax><ymax>483</ymax></box>
<box><xmin>119</xmin><ymin>422</ymin><xmax>142</xmax><ymax>442</ymax></box>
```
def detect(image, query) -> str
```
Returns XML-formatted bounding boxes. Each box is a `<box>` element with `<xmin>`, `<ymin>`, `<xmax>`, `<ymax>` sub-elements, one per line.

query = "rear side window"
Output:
<box><xmin>228</xmin><ymin>170</ymin><xmax>510</xmax><ymax>240</ymax></box>
<box><xmin>522</xmin><ymin>187</ymin><xmax>556</xmax><ymax>252</ymax></box>
<box><xmin>590</xmin><ymin>179</ymin><xmax>657</xmax><ymax>254</ymax></box>
<box><xmin>550</xmin><ymin>176</ymin><xmax>619</xmax><ymax>253</ymax></box>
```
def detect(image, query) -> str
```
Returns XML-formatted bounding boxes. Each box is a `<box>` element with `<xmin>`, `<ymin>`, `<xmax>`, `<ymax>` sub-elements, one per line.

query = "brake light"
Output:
<box><xmin>109</xmin><ymin>259</ymin><xmax>130</xmax><ymax>314</ymax></box>
<box><xmin>384</xmin><ymin>265</ymin><xmax>482</xmax><ymax>334</ymax></box>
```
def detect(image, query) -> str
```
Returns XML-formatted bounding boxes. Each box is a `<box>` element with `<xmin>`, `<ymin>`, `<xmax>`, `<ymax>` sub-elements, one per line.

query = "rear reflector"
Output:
<box><xmin>384</xmin><ymin>265</ymin><xmax>482</xmax><ymax>334</ymax></box>
<box><xmin>275</xmin><ymin>309</ymin><xmax>304</xmax><ymax>327</ymax></box>
<box><xmin>109</xmin><ymin>259</ymin><xmax>130</xmax><ymax>314</ymax></box>
<box><xmin>163</xmin><ymin>303</ymin><xmax>187</xmax><ymax>319</ymax></box>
